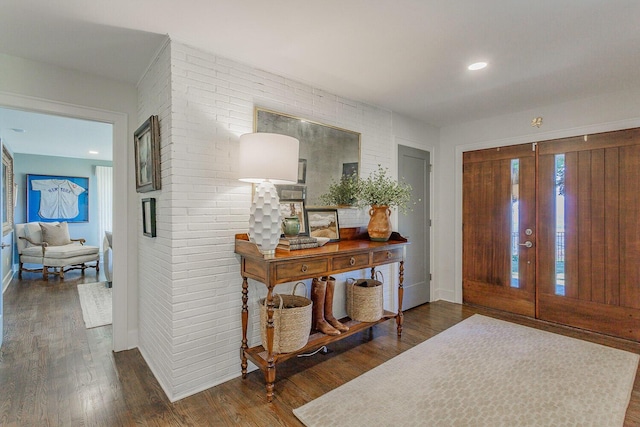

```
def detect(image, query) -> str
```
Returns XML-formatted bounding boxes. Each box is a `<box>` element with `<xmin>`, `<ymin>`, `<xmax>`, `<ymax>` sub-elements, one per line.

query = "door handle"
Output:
<box><xmin>518</xmin><ymin>241</ymin><xmax>533</xmax><ymax>248</ymax></box>
<box><xmin>0</xmin><ymin>243</ymin><xmax>10</xmax><ymax>249</ymax></box>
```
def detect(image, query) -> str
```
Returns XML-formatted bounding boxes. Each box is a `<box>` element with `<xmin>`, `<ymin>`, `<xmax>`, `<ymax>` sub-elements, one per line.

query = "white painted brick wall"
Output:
<box><xmin>137</xmin><ymin>39</ymin><xmax>400</xmax><ymax>401</ymax></box>
<box><xmin>136</xmin><ymin>39</ymin><xmax>175</xmax><ymax>399</ymax></box>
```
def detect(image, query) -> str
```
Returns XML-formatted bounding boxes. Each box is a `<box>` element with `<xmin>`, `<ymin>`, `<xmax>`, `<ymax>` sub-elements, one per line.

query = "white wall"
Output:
<box><xmin>135</xmin><ymin>39</ymin><xmax>175</xmax><ymax>399</ymax></box>
<box><xmin>435</xmin><ymin>88</ymin><xmax>640</xmax><ymax>303</ymax></box>
<box><xmin>136</xmin><ymin>39</ymin><xmax>437</xmax><ymax>401</ymax></box>
<box><xmin>0</xmin><ymin>52</ymin><xmax>139</xmax><ymax>351</ymax></box>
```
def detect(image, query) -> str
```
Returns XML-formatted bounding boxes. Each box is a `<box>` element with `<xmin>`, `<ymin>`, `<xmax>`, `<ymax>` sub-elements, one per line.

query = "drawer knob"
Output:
<box><xmin>349</xmin><ymin>257</ymin><xmax>356</xmax><ymax>266</ymax></box>
<box><xmin>301</xmin><ymin>264</ymin><xmax>308</xmax><ymax>273</ymax></box>
<box><xmin>387</xmin><ymin>251</ymin><xmax>392</xmax><ymax>259</ymax></box>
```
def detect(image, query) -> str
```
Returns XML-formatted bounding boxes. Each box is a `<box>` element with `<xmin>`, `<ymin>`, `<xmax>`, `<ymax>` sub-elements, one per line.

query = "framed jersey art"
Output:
<box><xmin>26</xmin><ymin>174</ymin><xmax>89</xmax><ymax>223</ymax></box>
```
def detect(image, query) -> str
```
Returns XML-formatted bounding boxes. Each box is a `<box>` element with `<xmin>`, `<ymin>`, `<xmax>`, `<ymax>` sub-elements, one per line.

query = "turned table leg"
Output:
<box><xmin>264</xmin><ymin>286</ymin><xmax>276</xmax><ymax>402</ymax></box>
<box><xmin>240</xmin><ymin>276</ymin><xmax>249</xmax><ymax>378</ymax></box>
<box><xmin>396</xmin><ymin>261</ymin><xmax>404</xmax><ymax>336</ymax></box>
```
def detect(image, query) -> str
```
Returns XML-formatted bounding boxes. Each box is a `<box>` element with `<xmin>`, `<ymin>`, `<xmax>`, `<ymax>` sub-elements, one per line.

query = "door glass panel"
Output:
<box><xmin>555</xmin><ymin>154</ymin><xmax>565</xmax><ymax>296</ymax></box>
<box><xmin>511</xmin><ymin>159</ymin><xmax>519</xmax><ymax>288</ymax></box>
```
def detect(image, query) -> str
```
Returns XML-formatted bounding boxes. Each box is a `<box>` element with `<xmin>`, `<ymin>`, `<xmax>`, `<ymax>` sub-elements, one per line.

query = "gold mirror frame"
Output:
<box><xmin>2</xmin><ymin>145</ymin><xmax>14</xmax><ymax>236</ymax></box>
<box><xmin>254</xmin><ymin>108</ymin><xmax>361</xmax><ymax>206</ymax></box>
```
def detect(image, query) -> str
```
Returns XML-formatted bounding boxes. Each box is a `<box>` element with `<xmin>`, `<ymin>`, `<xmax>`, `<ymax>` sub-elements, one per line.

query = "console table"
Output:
<box><xmin>235</xmin><ymin>232</ymin><xmax>408</xmax><ymax>402</ymax></box>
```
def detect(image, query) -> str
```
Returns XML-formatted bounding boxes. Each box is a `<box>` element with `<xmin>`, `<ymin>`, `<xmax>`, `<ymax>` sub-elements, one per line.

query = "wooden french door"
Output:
<box><xmin>463</xmin><ymin>128</ymin><xmax>640</xmax><ymax>341</ymax></box>
<box><xmin>463</xmin><ymin>143</ymin><xmax>536</xmax><ymax>317</ymax></box>
<box><xmin>537</xmin><ymin>129</ymin><xmax>640</xmax><ymax>341</ymax></box>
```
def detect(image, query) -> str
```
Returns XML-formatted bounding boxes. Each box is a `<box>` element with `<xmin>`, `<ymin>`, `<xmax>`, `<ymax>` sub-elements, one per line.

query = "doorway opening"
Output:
<box><xmin>0</xmin><ymin>92</ymin><xmax>129</xmax><ymax>351</ymax></box>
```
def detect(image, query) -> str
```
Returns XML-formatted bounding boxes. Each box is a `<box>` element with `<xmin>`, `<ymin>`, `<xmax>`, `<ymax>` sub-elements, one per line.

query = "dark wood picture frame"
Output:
<box><xmin>306</xmin><ymin>208</ymin><xmax>340</xmax><ymax>242</ymax></box>
<box><xmin>279</xmin><ymin>199</ymin><xmax>307</xmax><ymax>236</ymax></box>
<box><xmin>134</xmin><ymin>115</ymin><xmax>161</xmax><ymax>193</ymax></box>
<box><xmin>142</xmin><ymin>198</ymin><xmax>157</xmax><ymax>237</ymax></box>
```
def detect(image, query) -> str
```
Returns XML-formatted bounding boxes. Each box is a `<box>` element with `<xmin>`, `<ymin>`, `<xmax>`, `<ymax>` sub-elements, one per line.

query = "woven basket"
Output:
<box><xmin>346</xmin><ymin>272</ymin><xmax>384</xmax><ymax>322</ymax></box>
<box><xmin>260</xmin><ymin>282</ymin><xmax>312</xmax><ymax>354</ymax></box>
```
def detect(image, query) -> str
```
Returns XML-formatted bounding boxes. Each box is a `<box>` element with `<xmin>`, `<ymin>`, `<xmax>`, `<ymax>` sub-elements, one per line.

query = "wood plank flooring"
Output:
<box><xmin>1</xmin><ymin>272</ymin><xmax>639</xmax><ymax>426</ymax></box>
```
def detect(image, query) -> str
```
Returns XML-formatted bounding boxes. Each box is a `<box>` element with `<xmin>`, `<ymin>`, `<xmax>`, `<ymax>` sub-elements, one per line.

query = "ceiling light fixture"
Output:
<box><xmin>89</xmin><ymin>150</ymin><xmax>99</xmax><ymax>154</ymax></box>
<box><xmin>468</xmin><ymin>62</ymin><xmax>488</xmax><ymax>71</ymax></box>
<box><xmin>11</xmin><ymin>128</ymin><xmax>26</xmax><ymax>133</ymax></box>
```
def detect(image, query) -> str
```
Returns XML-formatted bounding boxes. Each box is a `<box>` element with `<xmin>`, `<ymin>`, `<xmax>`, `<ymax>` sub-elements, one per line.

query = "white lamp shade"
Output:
<box><xmin>238</xmin><ymin>133</ymin><xmax>300</xmax><ymax>184</ymax></box>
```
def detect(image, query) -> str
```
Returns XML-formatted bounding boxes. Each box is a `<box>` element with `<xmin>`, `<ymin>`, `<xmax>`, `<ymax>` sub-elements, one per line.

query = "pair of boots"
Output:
<box><xmin>311</xmin><ymin>276</ymin><xmax>349</xmax><ymax>336</ymax></box>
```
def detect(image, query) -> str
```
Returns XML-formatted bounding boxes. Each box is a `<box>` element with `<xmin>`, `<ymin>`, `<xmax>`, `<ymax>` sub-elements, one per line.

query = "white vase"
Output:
<box><xmin>249</xmin><ymin>181</ymin><xmax>281</xmax><ymax>255</ymax></box>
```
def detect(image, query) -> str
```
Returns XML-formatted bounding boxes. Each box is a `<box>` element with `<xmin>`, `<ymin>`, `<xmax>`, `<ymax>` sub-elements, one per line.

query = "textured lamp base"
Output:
<box><xmin>249</xmin><ymin>181</ymin><xmax>281</xmax><ymax>255</ymax></box>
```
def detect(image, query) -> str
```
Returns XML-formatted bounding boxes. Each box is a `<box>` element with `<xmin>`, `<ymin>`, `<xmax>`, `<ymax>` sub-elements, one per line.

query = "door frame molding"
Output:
<box><xmin>454</xmin><ymin>117</ymin><xmax>640</xmax><ymax>304</ymax></box>
<box><xmin>0</xmin><ymin>91</ymin><xmax>130</xmax><ymax>351</ymax></box>
<box><xmin>394</xmin><ymin>137</ymin><xmax>435</xmax><ymax>303</ymax></box>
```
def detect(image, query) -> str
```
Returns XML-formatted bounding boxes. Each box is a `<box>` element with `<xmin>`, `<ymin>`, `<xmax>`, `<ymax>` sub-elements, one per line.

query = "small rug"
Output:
<box><xmin>77</xmin><ymin>282</ymin><xmax>112</xmax><ymax>328</ymax></box>
<box><xmin>293</xmin><ymin>314</ymin><xmax>639</xmax><ymax>427</ymax></box>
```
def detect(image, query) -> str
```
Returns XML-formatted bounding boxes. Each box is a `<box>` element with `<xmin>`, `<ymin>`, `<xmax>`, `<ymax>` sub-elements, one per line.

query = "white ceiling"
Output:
<box><xmin>1</xmin><ymin>0</ymin><xmax>640</xmax><ymax>153</ymax></box>
<box><xmin>0</xmin><ymin>108</ymin><xmax>113</xmax><ymax>161</ymax></box>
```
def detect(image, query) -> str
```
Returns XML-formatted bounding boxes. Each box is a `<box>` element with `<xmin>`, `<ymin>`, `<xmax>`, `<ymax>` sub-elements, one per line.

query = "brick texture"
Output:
<box><xmin>138</xmin><ymin>39</ymin><xmax>399</xmax><ymax>401</ymax></box>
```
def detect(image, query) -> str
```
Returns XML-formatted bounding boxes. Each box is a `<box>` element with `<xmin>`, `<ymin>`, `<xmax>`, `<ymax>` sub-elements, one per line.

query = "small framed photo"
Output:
<box><xmin>134</xmin><ymin>115</ymin><xmax>161</xmax><ymax>193</ymax></box>
<box><xmin>279</xmin><ymin>199</ymin><xmax>307</xmax><ymax>236</ymax></box>
<box><xmin>277</xmin><ymin>184</ymin><xmax>306</xmax><ymax>201</ymax></box>
<box><xmin>342</xmin><ymin>162</ymin><xmax>358</xmax><ymax>178</ymax></box>
<box><xmin>298</xmin><ymin>159</ymin><xmax>307</xmax><ymax>184</ymax></box>
<box><xmin>142</xmin><ymin>198</ymin><xmax>157</xmax><ymax>237</ymax></box>
<box><xmin>306</xmin><ymin>208</ymin><xmax>340</xmax><ymax>242</ymax></box>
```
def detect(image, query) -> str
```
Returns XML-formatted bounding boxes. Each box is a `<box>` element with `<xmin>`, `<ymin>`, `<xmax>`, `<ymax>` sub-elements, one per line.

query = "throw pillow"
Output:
<box><xmin>40</xmin><ymin>222</ymin><xmax>72</xmax><ymax>246</ymax></box>
<box><xmin>23</xmin><ymin>222</ymin><xmax>44</xmax><ymax>246</ymax></box>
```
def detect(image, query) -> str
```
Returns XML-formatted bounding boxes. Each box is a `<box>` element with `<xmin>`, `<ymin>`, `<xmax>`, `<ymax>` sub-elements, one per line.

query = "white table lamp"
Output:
<box><xmin>239</xmin><ymin>133</ymin><xmax>300</xmax><ymax>255</ymax></box>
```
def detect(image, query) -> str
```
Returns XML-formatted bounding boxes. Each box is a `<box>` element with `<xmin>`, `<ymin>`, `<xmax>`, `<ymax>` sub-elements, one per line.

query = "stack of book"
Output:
<box><xmin>277</xmin><ymin>236</ymin><xmax>319</xmax><ymax>251</ymax></box>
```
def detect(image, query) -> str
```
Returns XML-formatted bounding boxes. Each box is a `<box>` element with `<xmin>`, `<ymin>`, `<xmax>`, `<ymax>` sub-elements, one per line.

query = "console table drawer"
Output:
<box><xmin>276</xmin><ymin>259</ymin><xmax>328</xmax><ymax>281</ymax></box>
<box><xmin>372</xmin><ymin>248</ymin><xmax>403</xmax><ymax>263</ymax></box>
<box><xmin>333</xmin><ymin>253</ymin><xmax>370</xmax><ymax>270</ymax></box>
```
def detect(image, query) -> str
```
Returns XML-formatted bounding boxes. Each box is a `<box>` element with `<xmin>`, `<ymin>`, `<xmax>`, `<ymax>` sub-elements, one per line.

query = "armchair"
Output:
<box><xmin>15</xmin><ymin>222</ymin><xmax>100</xmax><ymax>279</ymax></box>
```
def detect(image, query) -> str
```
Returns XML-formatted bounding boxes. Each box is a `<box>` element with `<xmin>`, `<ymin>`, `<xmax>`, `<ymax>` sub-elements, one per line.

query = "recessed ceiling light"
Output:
<box><xmin>11</xmin><ymin>128</ymin><xmax>26</xmax><ymax>133</ymax></box>
<box><xmin>468</xmin><ymin>62</ymin><xmax>488</xmax><ymax>71</ymax></box>
<box><xmin>89</xmin><ymin>150</ymin><xmax>99</xmax><ymax>155</ymax></box>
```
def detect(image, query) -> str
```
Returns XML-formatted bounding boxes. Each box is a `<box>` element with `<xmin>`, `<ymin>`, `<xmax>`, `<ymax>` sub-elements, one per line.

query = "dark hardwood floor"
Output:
<box><xmin>1</xmin><ymin>272</ymin><xmax>639</xmax><ymax>426</ymax></box>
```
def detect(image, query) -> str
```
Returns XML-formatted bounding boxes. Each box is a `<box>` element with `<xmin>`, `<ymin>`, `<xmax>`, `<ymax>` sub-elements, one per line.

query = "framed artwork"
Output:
<box><xmin>279</xmin><ymin>199</ymin><xmax>307</xmax><ymax>236</ymax></box>
<box><xmin>2</xmin><ymin>146</ymin><xmax>14</xmax><ymax>235</ymax></box>
<box><xmin>342</xmin><ymin>162</ymin><xmax>358</xmax><ymax>178</ymax></box>
<box><xmin>142</xmin><ymin>198</ymin><xmax>157</xmax><ymax>237</ymax></box>
<box><xmin>277</xmin><ymin>184</ymin><xmax>306</xmax><ymax>201</ymax></box>
<box><xmin>27</xmin><ymin>174</ymin><xmax>89</xmax><ymax>223</ymax></box>
<box><xmin>306</xmin><ymin>208</ymin><xmax>340</xmax><ymax>242</ymax></box>
<box><xmin>134</xmin><ymin>115</ymin><xmax>161</xmax><ymax>193</ymax></box>
<box><xmin>298</xmin><ymin>159</ymin><xmax>307</xmax><ymax>184</ymax></box>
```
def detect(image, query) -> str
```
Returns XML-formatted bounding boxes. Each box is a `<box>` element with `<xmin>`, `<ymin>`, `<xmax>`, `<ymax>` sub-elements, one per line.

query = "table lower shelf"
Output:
<box><xmin>245</xmin><ymin>310</ymin><xmax>398</xmax><ymax>370</ymax></box>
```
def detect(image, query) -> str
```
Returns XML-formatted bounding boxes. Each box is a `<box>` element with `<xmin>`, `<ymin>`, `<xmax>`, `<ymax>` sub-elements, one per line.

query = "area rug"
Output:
<box><xmin>77</xmin><ymin>282</ymin><xmax>112</xmax><ymax>328</ymax></box>
<box><xmin>293</xmin><ymin>314</ymin><xmax>639</xmax><ymax>427</ymax></box>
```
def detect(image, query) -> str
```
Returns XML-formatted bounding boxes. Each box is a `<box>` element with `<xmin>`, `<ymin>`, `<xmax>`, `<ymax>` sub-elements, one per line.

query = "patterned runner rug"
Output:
<box><xmin>77</xmin><ymin>282</ymin><xmax>112</xmax><ymax>328</ymax></box>
<box><xmin>294</xmin><ymin>314</ymin><xmax>639</xmax><ymax>426</ymax></box>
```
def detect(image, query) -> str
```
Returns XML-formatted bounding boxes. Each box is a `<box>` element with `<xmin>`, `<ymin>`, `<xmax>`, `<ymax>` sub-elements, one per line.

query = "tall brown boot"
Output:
<box><xmin>322</xmin><ymin>276</ymin><xmax>349</xmax><ymax>332</ymax></box>
<box><xmin>311</xmin><ymin>278</ymin><xmax>340</xmax><ymax>336</ymax></box>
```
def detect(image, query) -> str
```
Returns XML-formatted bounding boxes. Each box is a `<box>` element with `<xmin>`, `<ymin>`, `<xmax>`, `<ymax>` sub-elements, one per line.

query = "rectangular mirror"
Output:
<box><xmin>255</xmin><ymin>108</ymin><xmax>361</xmax><ymax>206</ymax></box>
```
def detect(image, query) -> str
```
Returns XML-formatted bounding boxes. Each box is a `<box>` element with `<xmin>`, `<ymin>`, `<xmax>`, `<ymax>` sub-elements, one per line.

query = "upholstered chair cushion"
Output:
<box><xmin>40</xmin><ymin>222</ymin><xmax>72</xmax><ymax>246</ymax></box>
<box><xmin>38</xmin><ymin>243</ymin><xmax>98</xmax><ymax>259</ymax></box>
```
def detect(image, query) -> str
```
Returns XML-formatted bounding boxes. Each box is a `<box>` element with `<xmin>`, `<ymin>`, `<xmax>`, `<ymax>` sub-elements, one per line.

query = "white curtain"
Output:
<box><xmin>96</xmin><ymin>166</ymin><xmax>113</xmax><ymax>244</ymax></box>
